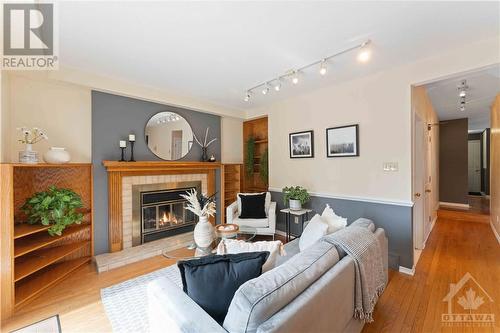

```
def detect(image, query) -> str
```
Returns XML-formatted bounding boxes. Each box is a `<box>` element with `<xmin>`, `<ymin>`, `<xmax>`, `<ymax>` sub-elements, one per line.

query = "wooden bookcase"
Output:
<box><xmin>0</xmin><ymin>163</ymin><xmax>93</xmax><ymax>320</ymax></box>
<box><xmin>242</xmin><ymin>116</ymin><xmax>269</xmax><ymax>192</ymax></box>
<box><xmin>221</xmin><ymin>164</ymin><xmax>243</xmax><ymax>223</ymax></box>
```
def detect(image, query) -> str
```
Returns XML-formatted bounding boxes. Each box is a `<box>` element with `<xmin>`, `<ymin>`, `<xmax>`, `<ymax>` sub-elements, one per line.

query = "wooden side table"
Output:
<box><xmin>280</xmin><ymin>208</ymin><xmax>313</xmax><ymax>242</ymax></box>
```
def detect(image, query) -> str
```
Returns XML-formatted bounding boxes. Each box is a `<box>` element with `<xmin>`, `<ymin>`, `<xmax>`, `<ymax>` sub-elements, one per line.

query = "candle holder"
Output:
<box><xmin>129</xmin><ymin>141</ymin><xmax>136</xmax><ymax>162</ymax></box>
<box><xmin>119</xmin><ymin>147</ymin><xmax>126</xmax><ymax>162</ymax></box>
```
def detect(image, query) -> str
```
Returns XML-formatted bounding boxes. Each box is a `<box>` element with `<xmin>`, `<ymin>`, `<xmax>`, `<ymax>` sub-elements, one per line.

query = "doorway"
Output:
<box><xmin>468</xmin><ymin>139</ymin><xmax>481</xmax><ymax>194</ymax></box>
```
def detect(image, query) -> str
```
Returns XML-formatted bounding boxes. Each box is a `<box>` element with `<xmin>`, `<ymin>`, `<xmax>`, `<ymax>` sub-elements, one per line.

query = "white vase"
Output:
<box><xmin>19</xmin><ymin>144</ymin><xmax>39</xmax><ymax>164</ymax></box>
<box><xmin>289</xmin><ymin>199</ymin><xmax>302</xmax><ymax>211</ymax></box>
<box><xmin>43</xmin><ymin>147</ymin><xmax>71</xmax><ymax>164</ymax></box>
<box><xmin>194</xmin><ymin>216</ymin><xmax>215</xmax><ymax>249</ymax></box>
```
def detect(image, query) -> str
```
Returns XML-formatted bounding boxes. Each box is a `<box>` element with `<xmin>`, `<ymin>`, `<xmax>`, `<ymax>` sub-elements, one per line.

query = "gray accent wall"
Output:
<box><xmin>270</xmin><ymin>191</ymin><xmax>413</xmax><ymax>269</ymax></box>
<box><xmin>92</xmin><ymin>91</ymin><xmax>221</xmax><ymax>255</ymax></box>
<box><xmin>439</xmin><ymin>118</ymin><xmax>468</xmax><ymax>204</ymax></box>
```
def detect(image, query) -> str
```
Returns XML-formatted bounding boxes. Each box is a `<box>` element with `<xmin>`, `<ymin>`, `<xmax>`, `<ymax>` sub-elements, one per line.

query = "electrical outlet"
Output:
<box><xmin>383</xmin><ymin>162</ymin><xmax>399</xmax><ymax>172</ymax></box>
<box><xmin>294</xmin><ymin>216</ymin><xmax>299</xmax><ymax>224</ymax></box>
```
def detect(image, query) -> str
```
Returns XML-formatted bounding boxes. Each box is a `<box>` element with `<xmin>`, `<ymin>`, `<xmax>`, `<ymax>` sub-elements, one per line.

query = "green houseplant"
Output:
<box><xmin>259</xmin><ymin>148</ymin><xmax>268</xmax><ymax>185</ymax></box>
<box><xmin>282</xmin><ymin>186</ymin><xmax>310</xmax><ymax>210</ymax></box>
<box><xmin>22</xmin><ymin>186</ymin><xmax>84</xmax><ymax>236</ymax></box>
<box><xmin>245</xmin><ymin>137</ymin><xmax>256</xmax><ymax>177</ymax></box>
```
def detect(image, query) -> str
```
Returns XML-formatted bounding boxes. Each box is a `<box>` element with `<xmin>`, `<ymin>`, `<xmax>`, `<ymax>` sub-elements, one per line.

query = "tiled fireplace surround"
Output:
<box><xmin>95</xmin><ymin>161</ymin><xmax>219</xmax><ymax>272</ymax></box>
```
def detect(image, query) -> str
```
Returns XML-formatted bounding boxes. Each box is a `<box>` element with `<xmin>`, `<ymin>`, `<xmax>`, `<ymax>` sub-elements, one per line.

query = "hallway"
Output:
<box><xmin>363</xmin><ymin>215</ymin><xmax>500</xmax><ymax>332</ymax></box>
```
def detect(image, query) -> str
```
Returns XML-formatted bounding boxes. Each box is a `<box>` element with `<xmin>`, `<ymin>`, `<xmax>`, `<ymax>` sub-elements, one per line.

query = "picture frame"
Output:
<box><xmin>289</xmin><ymin>130</ymin><xmax>314</xmax><ymax>158</ymax></box>
<box><xmin>326</xmin><ymin>124</ymin><xmax>359</xmax><ymax>157</ymax></box>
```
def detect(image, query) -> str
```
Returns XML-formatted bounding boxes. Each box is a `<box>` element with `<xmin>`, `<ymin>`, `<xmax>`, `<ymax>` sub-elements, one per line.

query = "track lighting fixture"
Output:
<box><xmin>319</xmin><ymin>60</ymin><xmax>327</xmax><ymax>75</ymax></box>
<box><xmin>457</xmin><ymin>80</ymin><xmax>468</xmax><ymax>112</ymax></box>
<box><xmin>459</xmin><ymin>90</ymin><xmax>466</xmax><ymax>98</ymax></box>
<box><xmin>243</xmin><ymin>39</ymin><xmax>371</xmax><ymax>102</ymax></box>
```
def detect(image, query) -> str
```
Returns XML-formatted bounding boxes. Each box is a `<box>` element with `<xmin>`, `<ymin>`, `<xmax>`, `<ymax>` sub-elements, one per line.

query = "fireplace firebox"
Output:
<box><xmin>140</xmin><ymin>187</ymin><xmax>197</xmax><ymax>244</ymax></box>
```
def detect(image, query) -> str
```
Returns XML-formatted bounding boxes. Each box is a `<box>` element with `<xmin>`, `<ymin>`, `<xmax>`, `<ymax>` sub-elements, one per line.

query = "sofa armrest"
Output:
<box><xmin>226</xmin><ymin>201</ymin><xmax>238</xmax><ymax>224</ymax></box>
<box><xmin>148</xmin><ymin>277</ymin><xmax>226</xmax><ymax>333</ymax></box>
<box><xmin>267</xmin><ymin>202</ymin><xmax>276</xmax><ymax>232</ymax></box>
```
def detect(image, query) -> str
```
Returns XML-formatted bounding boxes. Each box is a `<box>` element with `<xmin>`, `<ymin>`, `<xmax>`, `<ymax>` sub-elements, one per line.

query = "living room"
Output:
<box><xmin>1</xmin><ymin>2</ymin><xmax>499</xmax><ymax>332</ymax></box>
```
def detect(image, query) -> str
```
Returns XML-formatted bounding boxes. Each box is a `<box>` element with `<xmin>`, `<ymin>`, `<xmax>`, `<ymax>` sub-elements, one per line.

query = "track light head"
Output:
<box><xmin>292</xmin><ymin>71</ymin><xmax>299</xmax><ymax>84</ymax></box>
<box><xmin>319</xmin><ymin>60</ymin><xmax>327</xmax><ymax>76</ymax></box>
<box><xmin>459</xmin><ymin>90</ymin><xmax>466</xmax><ymax>98</ymax></box>
<box><xmin>244</xmin><ymin>91</ymin><xmax>251</xmax><ymax>102</ymax></box>
<box><xmin>357</xmin><ymin>40</ymin><xmax>371</xmax><ymax>63</ymax></box>
<box><xmin>262</xmin><ymin>84</ymin><xmax>270</xmax><ymax>95</ymax></box>
<box><xmin>274</xmin><ymin>80</ymin><xmax>281</xmax><ymax>91</ymax></box>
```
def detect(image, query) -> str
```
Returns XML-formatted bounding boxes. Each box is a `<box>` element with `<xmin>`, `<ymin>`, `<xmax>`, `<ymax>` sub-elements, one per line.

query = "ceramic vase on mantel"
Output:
<box><xmin>194</xmin><ymin>215</ymin><xmax>215</xmax><ymax>250</ymax></box>
<box><xmin>43</xmin><ymin>147</ymin><xmax>71</xmax><ymax>164</ymax></box>
<box><xmin>19</xmin><ymin>144</ymin><xmax>39</xmax><ymax>164</ymax></box>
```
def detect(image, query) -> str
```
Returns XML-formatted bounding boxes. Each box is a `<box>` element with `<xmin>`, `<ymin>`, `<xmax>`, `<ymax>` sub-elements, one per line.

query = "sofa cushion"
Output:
<box><xmin>177</xmin><ymin>252</ymin><xmax>269</xmax><ymax>325</ymax></box>
<box><xmin>238</xmin><ymin>192</ymin><xmax>271</xmax><ymax>216</ymax></box>
<box><xmin>233</xmin><ymin>217</ymin><xmax>269</xmax><ymax>228</ymax></box>
<box><xmin>239</xmin><ymin>193</ymin><xmax>267</xmax><ymax>219</ymax></box>
<box><xmin>321</xmin><ymin>204</ymin><xmax>347</xmax><ymax>234</ymax></box>
<box><xmin>217</xmin><ymin>239</ymin><xmax>285</xmax><ymax>272</ymax></box>
<box><xmin>223</xmin><ymin>241</ymin><xmax>339</xmax><ymax>333</ymax></box>
<box><xmin>299</xmin><ymin>214</ymin><xmax>329</xmax><ymax>251</ymax></box>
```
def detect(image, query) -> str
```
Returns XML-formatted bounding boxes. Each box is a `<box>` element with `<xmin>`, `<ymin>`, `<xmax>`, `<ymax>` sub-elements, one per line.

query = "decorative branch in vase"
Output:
<box><xmin>193</xmin><ymin>127</ymin><xmax>217</xmax><ymax>162</ymax></box>
<box><xmin>180</xmin><ymin>189</ymin><xmax>216</xmax><ymax>250</ymax></box>
<box><xmin>17</xmin><ymin>127</ymin><xmax>48</xmax><ymax>164</ymax></box>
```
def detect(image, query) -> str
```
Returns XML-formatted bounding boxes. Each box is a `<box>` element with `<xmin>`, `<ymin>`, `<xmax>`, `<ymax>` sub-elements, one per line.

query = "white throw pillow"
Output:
<box><xmin>217</xmin><ymin>239</ymin><xmax>285</xmax><ymax>272</ymax></box>
<box><xmin>321</xmin><ymin>204</ymin><xmax>347</xmax><ymax>234</ymax></box>
<box><xmin>237</xmin><ymin>192</ymin><xmax>271</xmax><ymax>216</ymax></box>
<box><xmin>299</xmin><ymin>214</ymin><xmax>329</xmax><ymax>252</ymax></box>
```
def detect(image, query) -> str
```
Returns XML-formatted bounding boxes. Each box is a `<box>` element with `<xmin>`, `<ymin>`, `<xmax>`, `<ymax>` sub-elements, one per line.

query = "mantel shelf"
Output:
<box><xmin>102</xmin><ymin>160</ymin><xmax>222</xmax><ymax>172</ymax></box>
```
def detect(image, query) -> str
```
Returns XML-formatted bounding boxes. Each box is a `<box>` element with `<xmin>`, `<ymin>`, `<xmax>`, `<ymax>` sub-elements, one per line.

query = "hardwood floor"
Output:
<box><xmin>363</xmin><ymin>216</ymin><xmax>500</xmax><ymax>333</ymax></box>
<box><xmin>2</xmin><ymin>220</ymin><xmax>499</xmax><ymax>333</ymax></box>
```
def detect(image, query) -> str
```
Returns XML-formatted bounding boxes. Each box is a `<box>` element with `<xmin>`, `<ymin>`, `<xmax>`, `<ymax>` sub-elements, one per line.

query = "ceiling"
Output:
<box><xmin>58</xmin><ymin>2</ymin><xmax>500</xmax><ymax>111</ymax></box>
<box><xmin>425</xmin><ymin>65</ymin><xmax>500</xmax><ymax>131</ymax></box>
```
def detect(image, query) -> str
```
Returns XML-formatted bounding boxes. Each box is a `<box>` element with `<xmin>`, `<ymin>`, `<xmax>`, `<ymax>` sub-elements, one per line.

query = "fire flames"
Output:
<box><xmin>159</xmin><ymin>211</ymin><xmax>179</xmax><ymax>226</ymax></box>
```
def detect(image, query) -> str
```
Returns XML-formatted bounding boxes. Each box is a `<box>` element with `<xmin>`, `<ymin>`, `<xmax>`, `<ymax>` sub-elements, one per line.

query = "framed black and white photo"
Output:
<box><xmin>326</xmin><ymin>125</ymin><xmax>359</xmax><ymax>157</ymax></box>
<box><xmin>289</xmin><ymin>130</ymin><xmax>314</xmax><ymax>158</ymax></box>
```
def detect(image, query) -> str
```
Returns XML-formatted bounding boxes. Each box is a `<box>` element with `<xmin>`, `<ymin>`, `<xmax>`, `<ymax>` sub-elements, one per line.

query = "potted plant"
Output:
<box><xmin>180</xmin><ymin>189</ymin><xmax>217</xmax><ymax>250</ymax></box>
<box><xmin>282</xmin><ymin>186</ymin><xmax>310</xmax><ymax>211</ymax></box>
<box><xmin>245</xmin><ymin>137</ymin><xmax>256</xmax><ymax>177</ymax></box>
<box><xmin>17</xmin><ymin>127</ymin><xmax>48</xmax><ymax>164</ymax></box>
<box><xmin>21</xmin><ymin>186</ymin><xmax>84</xmax><ymax>236</ymax></box>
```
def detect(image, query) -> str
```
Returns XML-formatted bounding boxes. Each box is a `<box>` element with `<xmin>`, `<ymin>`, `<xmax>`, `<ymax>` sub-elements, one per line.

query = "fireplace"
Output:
<box><xmin>140</xmin><ymin>187</ymin><xmax>196</xmax><ymax>244</ymax></box>
<box><xmin>131</xmin><ymin>181</ymin><xmax>201</xmax><ymax>247</ymax></box>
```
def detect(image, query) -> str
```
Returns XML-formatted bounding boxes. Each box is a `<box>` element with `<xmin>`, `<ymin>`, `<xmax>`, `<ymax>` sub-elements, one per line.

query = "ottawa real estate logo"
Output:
<box><xmin>442</xmin><ymin>272</ymin><xmax>495</xmax><ymax>327</ymax></box>
<box><xmin>2</xmin><ymin>2</ymin><xmax>58</xmax><ymax>70</ymax></box>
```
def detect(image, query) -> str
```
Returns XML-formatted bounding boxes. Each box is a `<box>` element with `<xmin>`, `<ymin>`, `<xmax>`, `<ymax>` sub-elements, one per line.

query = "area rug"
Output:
<box><xmin>101</xmin><ymin>264</ymin><xmax>182</xmax><ymax>333</ymax></box>
<box><xmin>11</xmin><ymin>315</ymin><xmax>61</xmax><ymax>333</ymax></box>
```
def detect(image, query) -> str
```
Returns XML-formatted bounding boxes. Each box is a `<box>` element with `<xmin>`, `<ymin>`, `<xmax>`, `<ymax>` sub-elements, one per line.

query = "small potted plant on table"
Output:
<box><xmin>282</xmin><ymin>186</ymin><xmax>310</xmax><ymax>211</ymax></box>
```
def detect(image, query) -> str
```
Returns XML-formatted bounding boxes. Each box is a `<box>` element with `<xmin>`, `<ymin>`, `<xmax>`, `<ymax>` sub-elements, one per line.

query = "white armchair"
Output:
<box><xmin>226</xmin><ymin>192</ymin><xmax>276</xmax><ymax>238</ymax></box>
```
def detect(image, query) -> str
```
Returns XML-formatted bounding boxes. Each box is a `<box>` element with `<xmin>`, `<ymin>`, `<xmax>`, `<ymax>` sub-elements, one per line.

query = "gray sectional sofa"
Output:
<box><xmin>147</xmin><ymin>218</ymin><xmax>388</xmax><ymax>333</ymax></box>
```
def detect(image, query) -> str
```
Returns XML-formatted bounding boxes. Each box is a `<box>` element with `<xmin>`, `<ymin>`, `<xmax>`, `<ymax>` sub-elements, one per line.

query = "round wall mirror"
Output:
<box><xmin>145</xmin><ymin>112</ymin><xmax>194</xmax><ymax>160</ymax></box>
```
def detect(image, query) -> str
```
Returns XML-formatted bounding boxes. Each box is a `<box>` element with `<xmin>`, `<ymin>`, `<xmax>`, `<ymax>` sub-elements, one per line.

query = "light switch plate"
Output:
<box><xmin>383</xmin><ymin>162</ymin><xmax>399</xmax><ymax>172</ymax></box>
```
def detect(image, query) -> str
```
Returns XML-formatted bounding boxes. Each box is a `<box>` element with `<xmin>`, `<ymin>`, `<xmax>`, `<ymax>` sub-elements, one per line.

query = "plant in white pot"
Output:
<box><xmin>180</xmin><ymin>189</ymin><xmax>217</xmax><ymax>251</ymax></box>
<box><xmin>282</xmin><ymin>186</ymin><xmax>310</xmax><ymax>211</ymax></box>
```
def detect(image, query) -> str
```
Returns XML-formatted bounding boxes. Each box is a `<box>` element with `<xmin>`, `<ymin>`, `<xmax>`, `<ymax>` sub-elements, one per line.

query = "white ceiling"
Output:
<box><xmin>58</xmin><ymin>1</ymin><xmax>500</xmax><ymax>111</ymax></box>
<box><xmin>425</xmin><ymin>65</ymin><xmax>500</xmax><ymax>131</ymax></box>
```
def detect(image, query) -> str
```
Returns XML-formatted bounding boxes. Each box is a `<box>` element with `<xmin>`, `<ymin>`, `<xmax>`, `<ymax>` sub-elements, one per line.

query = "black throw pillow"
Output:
<box><xmin>177</xmin><ymin>251</ymin><xmax>269</xmax><ymax>324</ymax></box>
<box><xmin>239</xmin><ymin>193</ymin><xmax>267</xmax><ymax>219</ymax></box>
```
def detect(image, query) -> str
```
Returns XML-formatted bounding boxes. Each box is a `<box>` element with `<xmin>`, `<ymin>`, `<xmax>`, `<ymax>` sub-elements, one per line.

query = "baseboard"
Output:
<box><xmin>439</xmin><ymin>201</ymin><xmax>470</xmax><ymax>210</ymax></box>
<box><xmin>423</xmin><ymin>215</ymin><xmax>437</xmax><ymax>247</ymax></box>
<box><xmin>490</xmin><ymin>219</ymin><xmax>500</xmax><ymax>245</ymax></box>
<box><xmin>399</xmin><ymin>265</ymin><xmax>415</xmax><ymax>276</ymax></box>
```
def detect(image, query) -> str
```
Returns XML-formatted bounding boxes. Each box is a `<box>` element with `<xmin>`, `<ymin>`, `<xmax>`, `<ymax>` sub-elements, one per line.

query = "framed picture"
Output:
<box><xmin>289</xmin><ymin>130</ymin><xmax>314</xmax><ymax>158</ymax></box>
<box><xmin>326</xmin><ymin>124</ymin><xmax>359</xmax><ymax>157</ymax></box>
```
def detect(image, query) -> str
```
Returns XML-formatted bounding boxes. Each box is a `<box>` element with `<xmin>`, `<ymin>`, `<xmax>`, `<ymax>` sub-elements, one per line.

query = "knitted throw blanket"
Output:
<box><xmin>322</xmin><ymin>226</ymin><xmax>386</xmax><ymax>322</ymax></box>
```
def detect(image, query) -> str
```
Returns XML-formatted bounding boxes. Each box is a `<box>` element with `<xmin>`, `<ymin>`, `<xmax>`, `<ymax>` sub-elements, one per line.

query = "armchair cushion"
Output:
<box><xmin>238</xmin><ymin>193</ymin><xmax>267</xmax><ymax>219</ymax></box>
<box><xmin>233</xmin><ymin>217</ymin><xmax>269</xmax><ymax>228</ymax></box>
<box><xmin>237</xmin><ymin>192</ymin><xmax>271</xmax><ymax>216</ymax></box>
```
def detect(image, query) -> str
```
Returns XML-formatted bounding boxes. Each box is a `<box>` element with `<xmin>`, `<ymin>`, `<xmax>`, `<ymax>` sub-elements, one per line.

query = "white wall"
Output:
<box><xmin>8</xmin><ymin>74</ymin><xmax>92</xmax><ymax>162</ymax></box>
<box><xmin>221</xmin><ymin>116</ymin><xmax>243</xmax><ymax>163</ymax></box>
<box><xmin>246</xmin><ymin>38</ymin><xmax>500</xmax><ymax>203</ymax></box>
<box><xmin>1</xmin><ymin>72</ymin><xmax>11</xmax><ymax>162</ymax></box>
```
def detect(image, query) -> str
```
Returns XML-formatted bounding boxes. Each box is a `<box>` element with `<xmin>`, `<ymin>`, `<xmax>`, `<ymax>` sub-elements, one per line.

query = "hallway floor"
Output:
<box><xmin>363</xmin><ymin>214</ymin><xmax>500</xmax><ymax>332</ymax></box>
